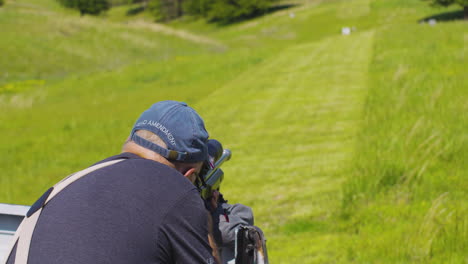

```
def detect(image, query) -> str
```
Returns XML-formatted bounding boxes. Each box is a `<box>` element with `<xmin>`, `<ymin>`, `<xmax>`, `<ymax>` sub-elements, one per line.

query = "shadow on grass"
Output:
<box><xmin>265</xmin><ymin>4</ymin><xmax>298</xmax><ymax>14</ymax></box>
<box><xmin>418</xmin><ymin>10</ymin><xmax>465</xmax><ymax>23</ymax></box>
<box><xmin>215</xmin><ymin>4</ymin><xmax>298</xmax><ymax>25</ymax></box>
<box><xmin>125</xmin><ymin>4</ymin><xmax>298</xmax><ymax>24</ymax></box>
<box><xmin>126</xmin><ymin>6</ymin><xmax>145</xmax><ymax>16</ymax></box>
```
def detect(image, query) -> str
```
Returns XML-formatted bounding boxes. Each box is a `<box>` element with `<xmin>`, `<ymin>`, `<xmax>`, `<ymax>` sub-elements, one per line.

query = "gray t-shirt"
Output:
<box><xmin>7</xmin><ymin>153</ymin><xmax>215</xmax><ymax>264</ymax></box>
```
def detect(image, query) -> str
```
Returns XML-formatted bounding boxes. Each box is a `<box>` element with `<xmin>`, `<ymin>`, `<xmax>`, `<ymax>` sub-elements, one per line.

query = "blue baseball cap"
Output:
<box><xmin>130</xmin><ymin>101</ymin><xmax>209</xmax><ymax>163</ymax></box>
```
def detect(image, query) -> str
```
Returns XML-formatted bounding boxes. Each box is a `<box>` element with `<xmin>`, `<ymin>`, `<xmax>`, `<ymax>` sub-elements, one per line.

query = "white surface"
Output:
<box><xmin>1</xmin><ymin>231</ymin><xmax>14</xmax><ymax>262</ymax></box>
<box><xmin>0</xmin><ymin>204</ymin><xmax>29</xmax><ymax>216</ymax></box>
<box><xmin>341</xmin><ymin>27</ymin><xmax>351</xmax><ymax>35</ymax></box>
<box><xmin>0</xmin><ymin>203</ymin><xmax>29</xmax><ymax>262</ymax></box>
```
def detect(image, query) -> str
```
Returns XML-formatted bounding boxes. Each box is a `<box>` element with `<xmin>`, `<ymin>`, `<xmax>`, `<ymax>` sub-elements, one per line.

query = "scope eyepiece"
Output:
<box><xmin>207</xmin><ymin>139</ymin><xmax>223</xmax><ymax>162</ymax></box>
<box><xmin>197</xmin><ymin>139</ymin><xmax>231</xmax><ymax>199</ymax></box>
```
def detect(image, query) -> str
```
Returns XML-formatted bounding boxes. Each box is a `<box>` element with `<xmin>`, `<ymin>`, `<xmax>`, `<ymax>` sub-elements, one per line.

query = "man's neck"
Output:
<box><xmin>122</xmin><ymin>142</ymin><xmax>175</xmax><ymax>169</ymax></box>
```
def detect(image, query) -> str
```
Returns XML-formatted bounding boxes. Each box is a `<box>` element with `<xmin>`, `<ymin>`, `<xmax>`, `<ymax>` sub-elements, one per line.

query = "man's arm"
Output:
<box><xmin>207</xmin><ymin>211</ymin><xmax>222</xmax><ymax>264</ymax></box>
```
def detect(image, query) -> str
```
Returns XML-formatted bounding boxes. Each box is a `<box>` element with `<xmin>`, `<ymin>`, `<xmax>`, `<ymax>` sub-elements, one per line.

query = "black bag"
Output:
<box><xmin>235</xmin><ymin>226</ymin><xmax>269</xmax><ymax>264</ymax></box>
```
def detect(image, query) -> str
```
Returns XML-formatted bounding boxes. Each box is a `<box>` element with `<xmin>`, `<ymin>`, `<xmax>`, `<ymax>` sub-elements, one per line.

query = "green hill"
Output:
<box><xmin>0</xmin><ymin>0</ymin><xmax>466</xmax><ymax>262</ymax></box>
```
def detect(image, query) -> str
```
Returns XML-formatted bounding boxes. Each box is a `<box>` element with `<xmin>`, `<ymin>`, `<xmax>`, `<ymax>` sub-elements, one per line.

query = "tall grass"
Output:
<box><xmin>341</xmin><ymin>21</ymin><xmax>467</xmax><ymax>263</ymax></box>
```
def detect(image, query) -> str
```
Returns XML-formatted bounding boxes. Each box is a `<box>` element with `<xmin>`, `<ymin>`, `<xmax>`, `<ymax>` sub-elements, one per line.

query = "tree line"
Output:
<box><xmin>57</xmin><ymin>0</ymin><xmax>278</xmax><ymax>23</ymax></box>
<box><xmin>57</xmin><ymin>0</ymin><xmax>110</xmax><ymax>16</ymax></box>
<box><xmin>55</xmin><ymin>0</ymin><xmax>468</xmax><ymax>21</ymax></box>
<box><xmin>150</xmin><ymin>0</ymin><xmax>277</xmax><ymax>23</ymax></box>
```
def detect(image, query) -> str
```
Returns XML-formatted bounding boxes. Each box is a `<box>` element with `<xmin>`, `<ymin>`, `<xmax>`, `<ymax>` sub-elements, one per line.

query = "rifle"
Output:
<box><xmin>199</xmin><ymin>139</ymin><xmax>231</xmax><ymax>200</ymax></box>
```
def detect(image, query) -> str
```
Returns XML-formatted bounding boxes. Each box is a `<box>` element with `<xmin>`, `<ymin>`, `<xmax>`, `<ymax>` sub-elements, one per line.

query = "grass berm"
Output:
<box><xmin>0</xmin><ymin>0</ymin><xmax>466</xmax><ymax>262</ymax></box>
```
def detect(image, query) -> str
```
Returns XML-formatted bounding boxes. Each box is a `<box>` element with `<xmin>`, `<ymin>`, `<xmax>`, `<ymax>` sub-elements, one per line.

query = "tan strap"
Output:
<box><xmin>14</xmin><ymin>209</ymin><xmax>42</xmax><ymax>264</ymax></box>
<box><xmin>3</xmin><ymin>159</ymin><xmax>125</xmax><ymax>264</ymax></box>
<box><xmin>47</xmin><ymin>159</ymin><xmax>124</xmax><ymax>204</ymax></box>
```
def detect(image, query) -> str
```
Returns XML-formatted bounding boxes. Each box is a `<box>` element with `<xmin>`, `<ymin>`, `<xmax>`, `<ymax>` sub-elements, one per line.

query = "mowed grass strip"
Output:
<box><xmin>196</xmin><ymin>30</ymin><xmax>375</xmax><ymax>262</ymax></box>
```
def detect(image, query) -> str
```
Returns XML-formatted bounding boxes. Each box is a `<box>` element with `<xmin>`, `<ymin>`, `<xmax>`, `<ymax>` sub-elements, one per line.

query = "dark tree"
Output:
<box><xmin>183</xmin><ymin>0</ymin><xmax>277</xmax><ymax>23</ymax></box>
<box><xmin>57</xmin><ymin>0</ymin><xmax>110</xmax><ymax>15</ymax></box>
<box><xmin>149</xmin><ymin>0</ymin><xmax>183</xmax><ymax>21</ymax></box>
<box><xmin>182</xmin><ymin>0</ymin><xmax>212</xmax><ymax>17</ymax></box>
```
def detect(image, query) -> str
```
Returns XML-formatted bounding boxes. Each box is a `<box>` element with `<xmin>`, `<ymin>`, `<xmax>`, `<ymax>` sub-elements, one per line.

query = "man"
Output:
<box><xmin>5</xmin><ymin>101</ymin><xmax>217</xmax><ymax>264</ymax></box>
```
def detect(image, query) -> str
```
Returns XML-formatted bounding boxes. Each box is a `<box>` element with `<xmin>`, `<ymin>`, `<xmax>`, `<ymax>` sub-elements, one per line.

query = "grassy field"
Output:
<box><xmin>0</xmin><ymin>0</ymin><xmax>467</xmax><ymax>262</ymax></box>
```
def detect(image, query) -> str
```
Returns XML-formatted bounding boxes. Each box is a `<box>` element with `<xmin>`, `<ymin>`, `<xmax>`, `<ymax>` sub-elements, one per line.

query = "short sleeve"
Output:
<box><xmin>156</xmin><ymin>190</ymin><xmax>215</xmax><ymax>264</ymax></box>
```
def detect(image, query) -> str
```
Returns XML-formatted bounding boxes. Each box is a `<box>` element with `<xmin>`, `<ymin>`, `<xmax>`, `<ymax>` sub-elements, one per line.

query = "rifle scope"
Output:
<box><xmin>200</xmin><ymin>139</ymin><xmax>231</xmax><ymax>199</ymax></box>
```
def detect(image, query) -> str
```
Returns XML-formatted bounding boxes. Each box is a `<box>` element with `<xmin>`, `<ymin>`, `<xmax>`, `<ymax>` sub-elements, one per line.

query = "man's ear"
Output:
<box><xmin>183</xmin><ymin>167</ymin><xmax>197</xmax><ymax>183</ymax></box>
